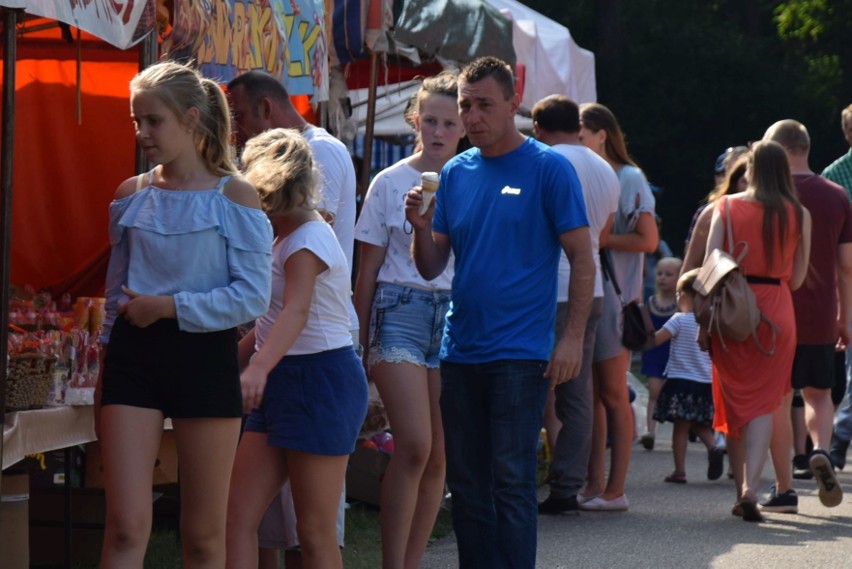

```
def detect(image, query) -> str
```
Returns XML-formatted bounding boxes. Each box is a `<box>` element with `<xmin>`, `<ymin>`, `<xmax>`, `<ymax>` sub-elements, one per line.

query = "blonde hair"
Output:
<box><xmin>656</xmin><ymin>256</ymin><xmax>683</xmax><ymax>272</ymax></box>
<box><xmin>677</xmin><ymin>268</ymin><xmax>700</xmax><ymax>295</ymax></box>
<box><xmin>131</xmin><ymin>60</ymin><xmax>236</xmax><ymax>176</ymax></box>
<box><xmin>241</xmin><ymin>128</ymin><xmax>320</xmax><ymax>218</ymax></box>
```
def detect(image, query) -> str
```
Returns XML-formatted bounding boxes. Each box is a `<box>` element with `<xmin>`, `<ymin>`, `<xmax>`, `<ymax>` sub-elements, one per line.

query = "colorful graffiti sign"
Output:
<box><xmin>166</xmin><ymin>0</ymin><xmax>327</xmax><ymax>99</ymax></box>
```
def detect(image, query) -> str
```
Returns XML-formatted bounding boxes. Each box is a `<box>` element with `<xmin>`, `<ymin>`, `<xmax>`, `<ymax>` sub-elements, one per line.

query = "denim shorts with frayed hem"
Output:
<box><xmin>367</xmin><ymin>283</ymin><xmax>450</xmax><ymax>370</ymax></box>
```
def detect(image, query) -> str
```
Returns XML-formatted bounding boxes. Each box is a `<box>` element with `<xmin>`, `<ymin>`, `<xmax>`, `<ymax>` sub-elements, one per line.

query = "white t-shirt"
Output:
<box><xmin>355</xmin><ymin>160</ymin><xmax>454</xmax><ymax>290</ymax></box>
<box><xmin>254</xmin><ymin>221</ymin><xmax>352</xmax><ymax>356</ymax></box>
<box><xmin>551</xmin><ymin>144</ymin><xmax>619</xmax><ymax>300</ymax></box>
<box><xmin>662</xmin><ymin>312</ymin><xmax>712</xmax><ymax>383</ymax></box>
<box><xmin>303</xmin><ymin>126</ymin><xmax>358</xmax><ymax>330</ymax></box>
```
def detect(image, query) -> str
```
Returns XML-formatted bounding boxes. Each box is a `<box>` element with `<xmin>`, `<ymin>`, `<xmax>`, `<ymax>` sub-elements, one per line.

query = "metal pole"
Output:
<box><xmin>0</xmin><ymin>7</ymin><xmax>21</xmax><ymax>489</ymax></box>
<box><xmin>135</xmin><ymin>31</ymin><xmax>157</xmax><ymax>175</ymax></box>
<box><xmin>359</xmin><ymin>50</ymin><xmax>379</xmax><ymax>200</ymax></box>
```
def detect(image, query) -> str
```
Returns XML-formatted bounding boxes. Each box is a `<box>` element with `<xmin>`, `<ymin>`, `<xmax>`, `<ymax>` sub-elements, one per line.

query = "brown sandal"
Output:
<box><xmin>664</xmin><ymin>472</ymin><xmax>687</xmax><ymax>484</ymax></box>
<box><xmin>737</xmin><ymin>497</ymin><xmax>764</xmax><ymax>522</ymax></box>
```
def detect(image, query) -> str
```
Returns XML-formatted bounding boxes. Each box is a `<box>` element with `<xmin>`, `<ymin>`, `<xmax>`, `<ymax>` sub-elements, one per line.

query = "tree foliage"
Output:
<box><xmin>519</xmin><ymin>0</ymin><xmax>852</xmax><ymax>255</ymax></box>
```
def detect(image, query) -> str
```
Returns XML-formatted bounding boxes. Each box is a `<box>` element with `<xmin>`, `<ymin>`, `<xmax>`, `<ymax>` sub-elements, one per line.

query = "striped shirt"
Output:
<box><xmin>663</xmin><ymin>312</ymin><xmax>712</xmax><ymax>384</ymax></box>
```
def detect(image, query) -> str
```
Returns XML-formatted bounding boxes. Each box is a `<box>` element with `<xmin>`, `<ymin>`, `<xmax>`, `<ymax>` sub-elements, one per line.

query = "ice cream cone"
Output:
<box><xmin>419</xmin><ymin>171</ymin><xmax>440</xmax><ymax>215</ymax></box>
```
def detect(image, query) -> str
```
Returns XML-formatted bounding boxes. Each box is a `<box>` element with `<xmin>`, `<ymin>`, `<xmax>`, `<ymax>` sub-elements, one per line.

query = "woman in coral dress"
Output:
<box><xmin>704</xmin><ymin>141</ymin><xmax>811</xmax><ymax>522</ymax></box>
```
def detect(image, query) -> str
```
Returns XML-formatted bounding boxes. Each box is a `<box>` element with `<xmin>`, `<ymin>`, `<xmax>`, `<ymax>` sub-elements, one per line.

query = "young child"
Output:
<box><xmin>651</xmin><ymin>268</ymin><xmax>724</xmax><ymax>484</ymax></box>
<box><xmin>225</xmin><ymin>128</ymin><xmax>368</xmax><ymax>569</ymax></box>
<box><xmin>639</xmin><ymin>257</ymin><xmax>682</xmax><ymax>450</ymax></box>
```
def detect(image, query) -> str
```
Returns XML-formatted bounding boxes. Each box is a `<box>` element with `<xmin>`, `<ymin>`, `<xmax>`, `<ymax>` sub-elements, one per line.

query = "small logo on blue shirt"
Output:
<box><xmin>501</xmin><ymin>186</ymin><xmax>522</xmax><ymax>195</ymax></box>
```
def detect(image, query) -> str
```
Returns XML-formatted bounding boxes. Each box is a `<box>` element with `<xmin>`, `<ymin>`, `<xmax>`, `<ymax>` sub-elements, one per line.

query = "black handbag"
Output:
<box><xmin>600</xmin><ymin>249</ymin><xmax>655</xmax><ymax>352</ymax></box>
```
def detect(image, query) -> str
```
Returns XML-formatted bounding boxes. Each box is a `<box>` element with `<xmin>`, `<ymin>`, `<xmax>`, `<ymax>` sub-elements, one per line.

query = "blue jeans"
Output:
<box><xmin>440</xmin><ymin>360</ymin><xmax>549</xmax><ymax>569</ymax></box>
<box><xmin>836</xmin><ymin>345</ymin><xmax>852</xmax><ymax>442</ymax></box>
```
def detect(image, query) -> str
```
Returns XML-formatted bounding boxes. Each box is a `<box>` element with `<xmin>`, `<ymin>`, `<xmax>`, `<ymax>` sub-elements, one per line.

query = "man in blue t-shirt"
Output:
<box><xmin>406</xmin><ymin>57</ymin><xmax>594</xmax><ymax>569</ymax></box>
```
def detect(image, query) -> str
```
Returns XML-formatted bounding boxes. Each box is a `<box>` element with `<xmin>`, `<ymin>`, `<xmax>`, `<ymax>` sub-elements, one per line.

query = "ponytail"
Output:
<box><xmin>199</xmin><ymin>78</ymin><xmax>237</xmax><ymax>176</ymax></box>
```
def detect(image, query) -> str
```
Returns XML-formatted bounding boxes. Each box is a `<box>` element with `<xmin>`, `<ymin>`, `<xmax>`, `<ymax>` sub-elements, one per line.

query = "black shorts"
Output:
<box><xmin>791</xmin><ymin>344</ymin><xmax>835</xmax><ymax>391</ymax></box>
<box><xmin>101</xmin><ymin>317</ymin><xmax>242</xmax><ymax>419</ymax></box>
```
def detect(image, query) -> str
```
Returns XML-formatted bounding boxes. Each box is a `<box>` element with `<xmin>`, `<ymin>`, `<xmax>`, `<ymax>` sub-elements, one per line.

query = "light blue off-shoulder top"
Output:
<box><xmin>100</xmin><ymin>173</ymin><xmax>273</xmax><ymax>344</ymax></box>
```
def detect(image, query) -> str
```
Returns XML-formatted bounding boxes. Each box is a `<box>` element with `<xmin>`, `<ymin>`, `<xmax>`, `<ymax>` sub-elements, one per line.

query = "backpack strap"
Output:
<box><xmin>723</xmin><ymin>196</ymin><xmax>749</xmax><ymax>264</ymax></box>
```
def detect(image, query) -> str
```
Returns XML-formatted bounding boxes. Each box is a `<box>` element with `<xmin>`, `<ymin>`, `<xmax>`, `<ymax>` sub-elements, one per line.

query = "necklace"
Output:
<box><xmin>649</xmin><ymin>295</ymin><xmax>677</xmax><ymax>315</ymax></box>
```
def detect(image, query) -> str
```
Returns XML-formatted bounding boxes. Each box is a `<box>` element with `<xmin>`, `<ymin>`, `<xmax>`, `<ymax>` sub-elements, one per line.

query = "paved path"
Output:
<box><xmin>421</xmin><ymin>375</ymin><xmax>852</xmax><ymax>568</ymax></box>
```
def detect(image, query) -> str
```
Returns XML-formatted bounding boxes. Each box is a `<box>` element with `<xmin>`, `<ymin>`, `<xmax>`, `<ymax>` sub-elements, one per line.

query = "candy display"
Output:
<box><xmin>6</xmin><ymin>287</ymin><xmax>104</xmax><ymax>410</ymax></box>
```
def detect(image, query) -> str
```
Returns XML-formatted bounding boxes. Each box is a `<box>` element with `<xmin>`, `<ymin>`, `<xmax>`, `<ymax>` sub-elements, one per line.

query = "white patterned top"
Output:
<box><xmin>355</xmin><ymin>160</ymin><xmax>453</xmax><ymax>290</ymax></box>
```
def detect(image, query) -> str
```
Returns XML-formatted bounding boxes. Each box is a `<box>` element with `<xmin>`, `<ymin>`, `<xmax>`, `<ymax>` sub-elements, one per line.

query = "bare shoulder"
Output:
<box><xmin>221</xmin><ymin>176</ymin><xmax>262</xmax><ymax>209</ymax></box>
<box><xmin>115</xmin><ymin>175</ymin><xmax>142</xmax><ymax>200</ymax></box>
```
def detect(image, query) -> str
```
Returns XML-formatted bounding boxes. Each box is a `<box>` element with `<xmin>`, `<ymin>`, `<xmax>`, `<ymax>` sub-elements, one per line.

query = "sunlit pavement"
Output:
<box><xmin>422</xmin><ymin>375</ymin><xmax>852</xmax><ymax>568</ymax></box>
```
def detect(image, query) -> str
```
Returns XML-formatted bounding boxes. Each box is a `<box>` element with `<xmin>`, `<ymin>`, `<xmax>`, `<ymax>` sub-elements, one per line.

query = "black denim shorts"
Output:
<box><xmin>102</xmin><ymin>317</ymin><xmax>242</xmax><ymax>418</ymax></box>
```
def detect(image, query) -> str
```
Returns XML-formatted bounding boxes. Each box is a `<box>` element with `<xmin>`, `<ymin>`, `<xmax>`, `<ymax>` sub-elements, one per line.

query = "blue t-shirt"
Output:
<box><xmin>433</xmin><ymin>138</ymin><xmax>588</xmax><ymax>363</ymax></box>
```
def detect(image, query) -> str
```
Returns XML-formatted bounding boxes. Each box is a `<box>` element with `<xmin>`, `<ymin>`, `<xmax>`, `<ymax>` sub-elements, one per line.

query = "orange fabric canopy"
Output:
<box><xmin>1</xmin><ymin>19</ymin><xmax>316</xmax><ymax>298</ymax></box>
<box><xmin>1</xmin><ymin>20</ymin><xmax>138</xmax><ymax>297</ymax></box>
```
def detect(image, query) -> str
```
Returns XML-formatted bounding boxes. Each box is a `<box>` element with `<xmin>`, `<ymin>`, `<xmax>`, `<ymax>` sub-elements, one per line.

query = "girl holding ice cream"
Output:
<box><xmin>353</xmin><ymin>71</ymin><xmax>467</xmax><ymax>569</ymax></box>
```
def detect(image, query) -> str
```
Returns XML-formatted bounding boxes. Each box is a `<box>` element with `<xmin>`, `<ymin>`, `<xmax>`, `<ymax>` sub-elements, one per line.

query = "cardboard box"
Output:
<box><xmin>345</xmin><ymin>445</ymin><xmax>390</xmax><ymax>507</ymax></box>
<box><xmin>85</xmin><ymin>430</ymin><xmax>178</xmax><ymax>488</ymax></box>
<box><xmin>29</xmin><ymin>487</ymin><xmax>106</xmax><ymax>567</ymax></box>
<box><xmin>0</xmin><ymin>473</ymin><xmax>30</xmax><ymax>569</ymax></box>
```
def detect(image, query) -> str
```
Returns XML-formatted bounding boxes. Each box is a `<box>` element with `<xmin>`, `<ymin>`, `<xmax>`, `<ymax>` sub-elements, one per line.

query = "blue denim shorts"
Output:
<box><xmin>367</xmin><ymin>283</ymin><xmax>450</xmax><ymax>369</ymax></box>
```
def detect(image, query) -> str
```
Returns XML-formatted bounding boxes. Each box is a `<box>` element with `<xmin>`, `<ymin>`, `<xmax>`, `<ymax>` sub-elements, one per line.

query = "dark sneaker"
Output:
<box><xmin>759</xmin><ymin>485</ymin><xmax>798</xmax><ymax>513</ymax></box>
<box><xmin>810</xmin><ymin>450</ymin><xmax>843</xmax><ymax>507</ymax></box>
<box><xmin>639</xmin><ymin>432</ymin><xmax>655</xmax><ymax>450</ymax></box>
<box><xmin>538</xmin><ymin>495</ymin><xmax>579</xmax><ymax>515</ymax></box>
<box><xmin>792</xmin><ymin>453</ymin><xmax>814</xmax><ymax>480</ymax></box>
<box><xmin>707</xmin><ymin>447</ymin><xmax>724</xmax><ymax>481</ymax></box>
<box><xmin>830</xmin><ymin>433</ymin><xmax>849</xmax><ymax>471</ymax></box>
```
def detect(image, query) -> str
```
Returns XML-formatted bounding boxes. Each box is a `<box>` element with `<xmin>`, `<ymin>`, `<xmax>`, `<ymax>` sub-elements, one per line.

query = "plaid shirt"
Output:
<box><xmin>823</xmin><ymin>148</ymin><xmax>852</xmax><ymax>200</ymax></box>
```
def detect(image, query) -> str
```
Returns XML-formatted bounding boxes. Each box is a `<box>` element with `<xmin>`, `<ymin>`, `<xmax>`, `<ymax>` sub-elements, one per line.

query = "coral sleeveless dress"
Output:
<box><xmin>711</xmin><ymin>196</ymin><xmax>800</xmax><ymax>437</ymax></box>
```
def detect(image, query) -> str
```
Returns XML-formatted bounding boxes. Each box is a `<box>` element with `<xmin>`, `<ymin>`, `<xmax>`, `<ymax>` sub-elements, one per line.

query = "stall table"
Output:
<box><xmin>3</xmin><ymin>405</ymin><xmax>96</xmax><ymax>470</ymax></box>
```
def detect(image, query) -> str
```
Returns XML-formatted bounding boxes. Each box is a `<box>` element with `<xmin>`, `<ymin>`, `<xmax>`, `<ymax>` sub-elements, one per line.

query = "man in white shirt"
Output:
<box><xmin>532</xmin><ymin>94</ymin><xmax>620</xmax><ymax>515</ymax></box>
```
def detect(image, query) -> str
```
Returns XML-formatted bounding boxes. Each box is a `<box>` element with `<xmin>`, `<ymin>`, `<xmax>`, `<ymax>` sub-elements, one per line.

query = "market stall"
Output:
<box><xmin>0</xmin><ymin>2</ymin><xmax>329</xmax><ymax>566</ymax></box>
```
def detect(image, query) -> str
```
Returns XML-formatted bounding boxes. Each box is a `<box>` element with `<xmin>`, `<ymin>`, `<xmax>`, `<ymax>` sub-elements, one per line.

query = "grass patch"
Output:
<box><xmin>71</xmin><ymin>499</ymin><xmax>454</xmax><ymax>568</ymax></box>
<box><xmin>342</xmin><ymin>502</ymin><xmax>452</xmax><ymax>568</ymax></box>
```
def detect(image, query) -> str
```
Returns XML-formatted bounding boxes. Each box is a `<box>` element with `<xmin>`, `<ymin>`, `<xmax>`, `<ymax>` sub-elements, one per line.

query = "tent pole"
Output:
<box><xmin>135</xmin><ymin>31</ymin><xmax>158</xmax><ymax>175</ymax></box>
<box><xmin>359</xmin><ymin>50</ymin><xmax>379</xmax><ymax>199</ymax></box>
<box><xmin>0</xmin><ymin>7</ymin><xmax>21</xmax><ymax>485</ymax></box>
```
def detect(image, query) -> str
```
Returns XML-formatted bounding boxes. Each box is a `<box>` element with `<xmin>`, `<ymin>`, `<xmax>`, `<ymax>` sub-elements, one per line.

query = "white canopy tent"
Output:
<box><xmin>487</xmin><ymin>0</ymin><xmax>597</xmax><ymax>108</ymax></box>
<box><xmin>345</xmin><ymin>1</ymin><xmax>594</xmax><ymax>140</ymax></box>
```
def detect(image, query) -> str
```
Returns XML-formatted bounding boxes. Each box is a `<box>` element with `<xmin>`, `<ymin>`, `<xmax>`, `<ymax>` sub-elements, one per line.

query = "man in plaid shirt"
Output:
<box><xmin>823</xmin><ymin>104</ymin><xmax>852</xmax><ymax>198</ymax></box>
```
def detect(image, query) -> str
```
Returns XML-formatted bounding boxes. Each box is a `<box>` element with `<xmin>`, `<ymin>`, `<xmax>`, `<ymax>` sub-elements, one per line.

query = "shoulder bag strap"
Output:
<box><xmin>599</xmin><ymin>249</ymin><xmax>626</xmax><ymax>303</ymax></box>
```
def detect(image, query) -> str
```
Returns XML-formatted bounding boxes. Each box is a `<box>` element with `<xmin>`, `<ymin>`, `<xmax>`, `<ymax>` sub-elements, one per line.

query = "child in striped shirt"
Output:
<box><xmin>651</xmin><ymin>269</ymin><xmax>724</xmax><ymax>484</ymax></box>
